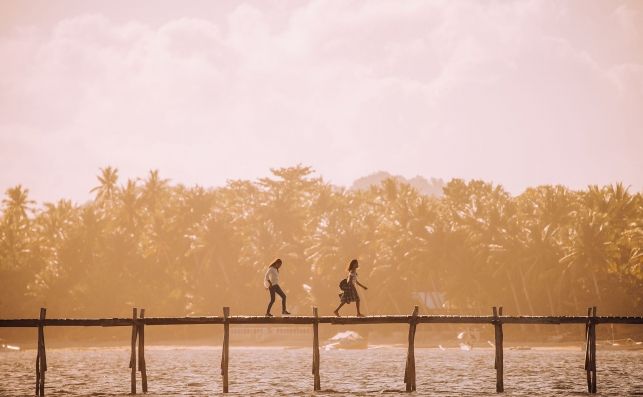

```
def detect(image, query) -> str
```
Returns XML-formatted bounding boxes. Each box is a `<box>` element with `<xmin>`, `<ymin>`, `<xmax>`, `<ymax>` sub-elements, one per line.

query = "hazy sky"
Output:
<box><xmin>1</xmin><ymin>0</ymin><xmax>642</xmax><ymax>204</ymax></box>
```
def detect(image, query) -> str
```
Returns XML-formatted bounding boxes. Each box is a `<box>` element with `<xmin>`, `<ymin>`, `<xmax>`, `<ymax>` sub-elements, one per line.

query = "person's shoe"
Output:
<box><xmin>333</xmin><ymin>310</ymin><xmax>340</xmax><ymax>317</ymax></box>
<box><xmin>282</xmin><ymin>310</ymin><xmax>291</xmax><ymax>315</ymax></box>
<box><xmin>357</xmin><ymin>313</ymin><xmax>365</xmax><ymax>317</ymax></box>
<box><xmin>265</xmin><ymin>313</ymin><xmax>273</xmax><ymax>317</ymax></box>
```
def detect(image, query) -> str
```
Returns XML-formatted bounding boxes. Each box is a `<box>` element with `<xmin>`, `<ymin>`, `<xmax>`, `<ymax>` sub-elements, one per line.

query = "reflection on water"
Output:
<box><xmin>1</xmin><ymin>346</ymin><xmax>642</xmax><ymax>396</ymax></box>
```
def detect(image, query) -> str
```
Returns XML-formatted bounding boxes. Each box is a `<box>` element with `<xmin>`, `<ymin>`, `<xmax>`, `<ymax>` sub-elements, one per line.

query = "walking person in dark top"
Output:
<box><xmin>334</xmin><ymin>259</ymin><xmax>368</xmax><ymax>317</ymax></box>
<box><xmin>264</xmin><ymin>258</ymin><xmax>291</xmax><ymax>317</ymax></box>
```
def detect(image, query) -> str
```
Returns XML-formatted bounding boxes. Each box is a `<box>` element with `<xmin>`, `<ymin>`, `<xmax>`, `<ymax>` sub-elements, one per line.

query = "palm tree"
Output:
<box><xmin>90</xmin><ymin>166</ymin><xmax>119</xmax><ymax>206</ymax></box>
<box><xmin>0</xmin><ymin>185</ymin><xmax>37</xmax><ymax>316</ymax></box>
<box><xmin>2</xmin><ymin>184</ymin><xmax>34</xmax><ymax>218</ymax></box>
<box><xmin>116</xmin><ymin>179</ymin><xmax>141</xmax><ymax>236</ymax></box>
<box><xmin>29</xmin><ymin>200</ymin><xmax>80</xmax><ymax>306</ymax></box>
<box><xmin>559</xmin><ymin>184</ymin><xmax>642</xmax><ymax>313</ymax></box>
<box><xmin>441</xmin><ymin>179</ymin><xmax>519</xmax><ymax>312</ymax></box>
<box><xmin>514</xmin><ymin>185</ymin><xmax>577</xmax><ymax>314</ymax></box>
<box><xmin>0</xmin><ymin>185</ymin><xmax>35</xmax><ymax>269</ymax></box>
<box><xmin>141</xmin><ymin>169</ymin><xmax>170</xmax><ymax>212</ymax></box>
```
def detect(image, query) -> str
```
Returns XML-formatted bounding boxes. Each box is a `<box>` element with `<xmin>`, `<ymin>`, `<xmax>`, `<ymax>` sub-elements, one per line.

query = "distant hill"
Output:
<box><xmin>350</xmin><ymin>171</ymin><xmax>444</xmax><ymax>197</ymax></box>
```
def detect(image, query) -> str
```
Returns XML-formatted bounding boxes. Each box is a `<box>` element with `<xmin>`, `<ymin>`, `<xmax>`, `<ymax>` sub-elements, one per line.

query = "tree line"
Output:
<box><xmin>1</xmin><ymin>165</ymin><xmax>641</xmax><ymax>318</ymax></box>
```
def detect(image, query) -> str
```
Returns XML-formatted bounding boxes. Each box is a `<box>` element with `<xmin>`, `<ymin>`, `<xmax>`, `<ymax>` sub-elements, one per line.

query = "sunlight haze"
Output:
<box><xmin>1</xmin><ymin>3</ymin><xmax>643</xmax><ymax>395</ymax></box>
<box><xmin>1</xmin><ymin>0</ymin><xmax>642</xmax><ymax>202</ymax></box>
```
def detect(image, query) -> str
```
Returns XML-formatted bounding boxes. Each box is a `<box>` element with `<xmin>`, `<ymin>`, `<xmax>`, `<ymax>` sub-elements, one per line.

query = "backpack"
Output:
<box><xmin>339</xmin><ymin>278</ymin><xmax>349</xmax><ymax>291</ymax></box>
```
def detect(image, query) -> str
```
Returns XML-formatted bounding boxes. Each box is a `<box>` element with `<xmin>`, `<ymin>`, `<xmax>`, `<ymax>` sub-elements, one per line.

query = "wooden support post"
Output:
<box><xmin>584</xmin><ymin>307</ymin><xmax>591</xmax><ymax>392</ymax></box>
<box><xmin>221</xmin><ymin>307</ymin><xmax>230</xmax><ymax>393</ymax></box>
<box><xmin>35</xmin><ymin>308</ymin><xmax>47</xmax><ymax>396</ymax></box>
<box><xmin>138</xmin><ymin>309</ymin><xmax>148</xmax><ymax>393</ymax></box>
<box><xmin>590</xmin><ymin>307</ymin><xmax>597</xmax><ymax>394</ymax></box>
<box><xmin>404</xmin><ymin>306</ymin><xmax>419</xmax><ymax>392</ymax></box>
<box><xmin>35</xmin><ymin>335</ymin><xmax>40</xmax><ymax>396</ymax></box>
<box><xmin>584</xmin><ymin>307</ymin><xmax>599</xmax><ymax>393</ymax></box>
<box><xmin>493</xmin><ymin>306</ymin><xmax>504</xmax><ymax>393</ymax></box>
<box><xmin>312</xmin><ymin>307</ymin><xmax>321</xmax><ymax>391</ymax></box>
<box><xmin>129</xmin><ymin>308</ymin><xmax>138</xmax><ymax>395</ymax></box>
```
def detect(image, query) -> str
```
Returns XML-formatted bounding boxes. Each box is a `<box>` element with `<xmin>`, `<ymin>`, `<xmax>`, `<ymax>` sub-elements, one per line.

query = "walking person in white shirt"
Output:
<box><xmin>264</xmin><ymin>258</ymin><xmax>291</xmax><ymax>317</ymax></box>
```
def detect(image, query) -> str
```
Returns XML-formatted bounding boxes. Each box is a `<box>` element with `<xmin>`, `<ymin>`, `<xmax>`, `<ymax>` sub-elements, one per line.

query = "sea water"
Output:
<box><xmin>1</xmin><ymin>346</ymin><xmax>642</xmax><ymax>396</ymax></box>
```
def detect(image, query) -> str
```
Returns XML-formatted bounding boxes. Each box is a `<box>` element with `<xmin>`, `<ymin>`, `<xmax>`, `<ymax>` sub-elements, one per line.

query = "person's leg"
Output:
<box><xmin>266</xmin><ymin>286</ymin><xmax>276</xmax><ymax>315</ymax></box>
<box><xmin>356</xmin><ymin>299</ymin><xmax>364</xmax><ymax>316</ymax></box>
<box><xmin>334</xmin><ymin>302</ymin><xmax>345</xmax><ymax>316</ymax></box>
<box><xmin>274</xmin><ymin>285</ymin><xmax>288</xmax><ymax>313</ymax></box>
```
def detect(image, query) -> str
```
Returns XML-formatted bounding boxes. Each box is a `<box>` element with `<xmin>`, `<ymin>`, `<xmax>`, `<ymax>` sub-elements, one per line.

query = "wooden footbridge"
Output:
<box><xmin>1</xmin><ymin>306</ymin><xmax>642</xmax><ymax>395</ymax></box>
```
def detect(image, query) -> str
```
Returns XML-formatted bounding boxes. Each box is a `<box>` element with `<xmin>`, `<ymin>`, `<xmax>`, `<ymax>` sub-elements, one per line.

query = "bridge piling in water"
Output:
<box><xmin>312</xmin><ymin>307</ymin><xmax>321</xmax><ymax>391</ymax></box>
<box><xmin>590</xmin><ymin>306</ymin><xmax>597</xmax><ymax>393</ymax></box>
<box><xmin>35</xmin><ymin>308</ymin><xmax>46</xmax><ymax>396</ymax></box>
<box><xmin>404</xmin><ymin>305</ymin><xmax>419</xmax><ymax>391</ymax></box>
<box><xmin>585</xmin><ymin>306</ymin><xmax>598</xmax><ymax>394</ymax></box>
<box><xmin>129</xmin><ymin>308</ymin><xmax>137</xmax><ymax>395</ymax></box>
<box><xmin>138</xmin><ymin>309</ymin><xmax>148</xmax><ymax>393</ymax></box>
<box><xmin>221</xmin><ymin>307</ymin><xmax>230</xmax><ymax>393</ymax></box>
<box><xmin>493</xmin><ymin>306</ymin><xmax>504</xmax><ymax>393</ymax></box>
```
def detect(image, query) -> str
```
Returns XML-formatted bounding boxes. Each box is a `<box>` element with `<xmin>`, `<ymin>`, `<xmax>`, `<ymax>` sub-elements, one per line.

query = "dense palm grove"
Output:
<box><xmin>0</xmin><ymin>165</ymin><xmax>641</xmax><ymax>319</ymax></box>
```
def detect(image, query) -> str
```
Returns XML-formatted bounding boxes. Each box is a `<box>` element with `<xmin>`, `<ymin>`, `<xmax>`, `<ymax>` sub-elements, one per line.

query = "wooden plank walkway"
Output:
<box><xmin>1</xmin><ymin>306</ymin><xmax>642</xmax><ymax>395</ymax></box>
<box><xmin>3</xmin><ymin>315</ymin><xmax>642</xmax><ymax>327</ymax></box>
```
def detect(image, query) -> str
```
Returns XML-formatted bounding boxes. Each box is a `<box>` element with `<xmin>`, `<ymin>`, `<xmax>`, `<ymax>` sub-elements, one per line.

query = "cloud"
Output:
<box><xmin>0</xmin><ymin>0</ymin><xmax>642</xmax><ymax>203</ymax></box>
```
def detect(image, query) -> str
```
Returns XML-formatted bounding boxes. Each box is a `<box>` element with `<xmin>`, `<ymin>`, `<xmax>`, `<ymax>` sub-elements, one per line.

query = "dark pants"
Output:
<box><xmin>267</xmin><ymin>284</ymin><xmax>287</xmax><ymax>313</ymax></box>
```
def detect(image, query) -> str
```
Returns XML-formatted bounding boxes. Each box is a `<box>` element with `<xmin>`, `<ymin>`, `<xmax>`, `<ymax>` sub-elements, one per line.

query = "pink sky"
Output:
<box><xmin>1</xmin><ymin>0</ymin><xmax>642</xmax><ymax>204</ymax></box>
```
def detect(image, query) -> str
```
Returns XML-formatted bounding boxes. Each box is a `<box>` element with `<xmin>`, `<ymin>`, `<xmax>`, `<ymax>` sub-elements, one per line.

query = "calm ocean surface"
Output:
<box><xmin>1</xmin><ymin>346</ymin><xmax>642</xmax><ymax>396</ymax></box>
